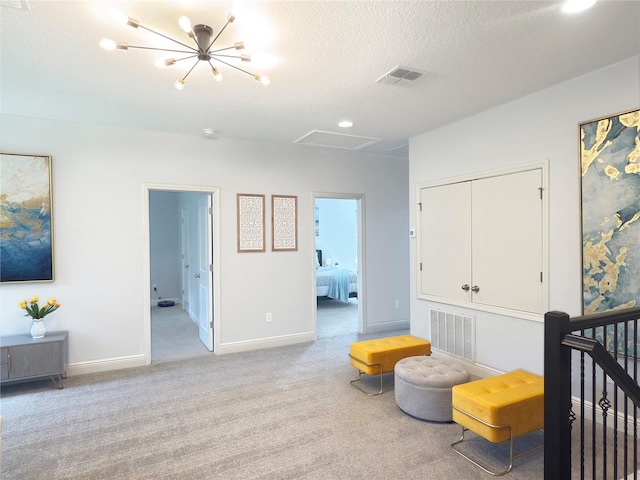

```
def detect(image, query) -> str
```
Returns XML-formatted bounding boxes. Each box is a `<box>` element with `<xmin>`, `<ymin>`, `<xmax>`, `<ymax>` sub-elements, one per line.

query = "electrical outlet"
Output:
<box><xmin>153</xmin><ymin>284</ymin><xmax>158</xmax><ymax>291</ymax></box>
<box><xmin>266</xmin><ymin>313</ymin><xmax>272</xmax><ymax>323</ymax></box>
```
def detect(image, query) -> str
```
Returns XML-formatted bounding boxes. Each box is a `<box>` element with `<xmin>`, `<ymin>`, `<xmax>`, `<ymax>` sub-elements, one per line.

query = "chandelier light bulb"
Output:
<box><xmin>211</xmin><ymin>67</ymin><xmax>223</xmax><ymax>82</ymax></box>
<box><xmin>562</xmin><ymin>0</ymin><xmax>597</xmax><ymax>13</ymax></box>
<box><xmin>111</xmin><ymin>10</ymin><xmax>129</xmax><ymax>25</ymax></box>
<box><xmin>101</xmin><ymin>9</ymin><xmax>272</xmax><ymax>88</ymax></box>
<box><xmin>231</xmin><ymin>1</ymin><xmax>246</xmax><ymax>20</ymax></box>
<box><xmin>99</xmin><ymin>38</ymin><xmax>116</xmax><ymax>51</ymax></box>
<box><xmin>178</xmin><ymin>16</ymin><xmax>192</xmax><ymax>34</ymax></box>
<box><xmin>254</xmin><ymin>74</ymin><xmax>270</xmax><ymax>86</ymax></box>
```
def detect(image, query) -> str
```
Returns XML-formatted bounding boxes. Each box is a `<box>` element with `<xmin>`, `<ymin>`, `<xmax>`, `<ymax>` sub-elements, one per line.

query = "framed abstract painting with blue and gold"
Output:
<box><xmin>0</xmin><ymin>153</ymin><xmax>55</xmax><ymax>283</ymax></box>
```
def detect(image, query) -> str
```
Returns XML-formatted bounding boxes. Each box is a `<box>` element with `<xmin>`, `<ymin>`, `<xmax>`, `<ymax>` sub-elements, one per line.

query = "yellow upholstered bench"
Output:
<box><xmin>451</xmin><ymin>369</ymin><xmax>544</xmax><ymax>475</ymax></box>
<box><xmin>349</xmin><ymin>335</ymin><xmax>431</xmax><ymax>395</ymax></box>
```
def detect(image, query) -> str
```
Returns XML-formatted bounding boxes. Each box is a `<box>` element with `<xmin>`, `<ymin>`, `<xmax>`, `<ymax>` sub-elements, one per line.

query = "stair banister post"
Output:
<box><xmin>544</xmin><ymin>310</ymin><xmax>572</xmax><ymax>480</ymax></box>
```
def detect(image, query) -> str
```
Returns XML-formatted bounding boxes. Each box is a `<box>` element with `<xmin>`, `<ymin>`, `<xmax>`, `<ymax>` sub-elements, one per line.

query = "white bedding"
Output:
<box><xmin>316</xmin><ymin>266</ymin><xmax>358</xmax><ymax>298</ymax></box>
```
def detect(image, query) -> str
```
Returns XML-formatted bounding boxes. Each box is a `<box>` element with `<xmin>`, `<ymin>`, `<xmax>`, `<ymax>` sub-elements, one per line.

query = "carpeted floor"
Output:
<box><xmin>151</xmin><ymin>299</ymin><xmax>360</xmax><ymax>363</ymax></box>
<box><xmin>0</xmin><ymin>329</ymin><xmax>549</xmax><ymax>480</ymax></box>
<box><xmin>316</xmin><ymin>297</ymin><xmax>359</xmax><ymax>338</ymax></box>
<box><xmin>151</xmin><ymin>305</ymin><xmax>209</xmax><ymax>362</ymax></box>
<box><xmin>3</xmin><ymin>317</ymin><xmax>635</xmax><ymax>479</ymax></box>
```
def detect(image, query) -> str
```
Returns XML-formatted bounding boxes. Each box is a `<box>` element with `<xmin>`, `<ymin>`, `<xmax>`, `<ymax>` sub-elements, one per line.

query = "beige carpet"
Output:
<box><xmin>317</xmin><ymin>298</ymin><xmax>359</xmax><ymax>338</ymax></box>
<box><xmin>0</xmin><ymin>329</ymin><xmax>549</xmax><ymax>480</ymax></box>
<box><xmin>151</xmin><ymin>299</ymin><xmax>360</xmax><ymax>363</ymax></box>
<box><xmin>151</xmin><ymin>305</ymin><xmax>209</xmax><ymax>362</ymax></box>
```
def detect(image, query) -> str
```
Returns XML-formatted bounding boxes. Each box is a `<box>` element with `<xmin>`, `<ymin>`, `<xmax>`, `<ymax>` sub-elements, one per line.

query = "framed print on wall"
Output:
<box><xmin>580</xmin><ymin>107</ymin><xmax>640</xmax><ymax>315</ymax></box>
<box><xmin>272</xmin><ymin>195</ymin><xmax>297</xmax><ymax>251</ymax></box>
<box><xmin>237</xmin><ymin>193</ymin><xmax>265</xmax><ymax>252</ymax></box>
<box><xmin>0</xmin><ymin>153</ymin><xmax>55</xmax><ymax>282</ymax></box>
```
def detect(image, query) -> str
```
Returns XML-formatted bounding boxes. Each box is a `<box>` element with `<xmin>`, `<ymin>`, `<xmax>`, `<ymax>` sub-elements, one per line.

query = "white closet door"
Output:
<box><xmin>419</xmin><ymin>182</ymin><xmax>472</xmax><ymax>301</ymax></box>
<box><xmin>471</xmin><ymin>169</ymin><xmax>543</xmax><ymax>313</ymax></box>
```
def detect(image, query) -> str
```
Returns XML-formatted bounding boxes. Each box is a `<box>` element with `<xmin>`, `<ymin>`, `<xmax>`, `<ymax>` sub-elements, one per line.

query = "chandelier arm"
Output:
<box><xmin>210</xmin><ymin>57</ymin><xmax>256</xmax><ymax>78</ymax></box>
<box><xmin>208</xmin><ymin>45</ymin><xmax>238</xmax><ymax>54</ymax></box>
<box><xmin>126</xmin><ymin>45</ymin><xmax>196</xmax><ymax>55</ymax></box>
<box><xmin>136</xmin><ymin>24</ymin><xmax>198</xmax><ymax>52</ymax></box>
<box><xmin>172</xmin><ymin>54</ymin><xmax>200</xmax><ymax>63</ymax></box>
<box><xmin>206</xmin><ymin>20</ymin><xmax>232</xmax><ymax>52</ymax></box>
<box><xmin>181</xmin><ymin>59</ymin><xmax>201</xmax><ymax>82</ymax></box>
<box><xmin>211</xmin><ymin>54</ymin><xmax>247</xmax><ymax>60</ymax></box>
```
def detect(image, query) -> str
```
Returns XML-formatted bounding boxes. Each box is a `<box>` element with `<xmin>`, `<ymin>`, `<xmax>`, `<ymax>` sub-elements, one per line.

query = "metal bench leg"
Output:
<box><xmin>450</xmin><ymin>406</ymin><xmax>543</xmax><ymax>476</ymax></box>
<box><xmin>348</xmin><ymin>354</ymin><xmax>392</xmax><ymax>395</ymax></box>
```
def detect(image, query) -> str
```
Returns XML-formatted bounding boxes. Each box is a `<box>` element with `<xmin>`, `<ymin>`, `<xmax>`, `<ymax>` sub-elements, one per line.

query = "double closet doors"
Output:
<box><xmin>418</xmin><ymin>167</ymin><xmax>546</xmax><ymax>317</ymax></box>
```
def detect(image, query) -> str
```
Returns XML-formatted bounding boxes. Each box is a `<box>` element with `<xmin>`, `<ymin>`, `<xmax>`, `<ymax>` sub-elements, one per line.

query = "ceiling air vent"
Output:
<box><xmin>376</xmin><ymin>66</ymin><xmax>423</xmax><ymax>85</ymax></box>
<box><xmin>294</xmin><ymin>130</ymin><xmax>380</xmax><ymax>151</ymax></box>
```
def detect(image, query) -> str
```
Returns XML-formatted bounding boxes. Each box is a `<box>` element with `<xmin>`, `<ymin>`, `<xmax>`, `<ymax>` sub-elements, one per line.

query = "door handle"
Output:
<box><xmin>461</xmin><ymin>284</ymin><xmax>470</xmax><ymax>291</ymax></box>
<box><xmin>471</xmin><ymin>285</ymin><xmax>480</xmax><ymax>293</ymax></box>
<box><xmin>194</xmin><ymin>273</ymin><xmax>201</xmax><ymax>278</ymax></box>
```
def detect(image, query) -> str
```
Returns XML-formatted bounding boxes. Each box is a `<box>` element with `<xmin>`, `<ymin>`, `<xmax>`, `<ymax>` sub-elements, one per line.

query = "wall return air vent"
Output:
<box><xmin>376</xmin><ymin>65</ymin><xmax>423</xmax><ymax>85</ymax></box>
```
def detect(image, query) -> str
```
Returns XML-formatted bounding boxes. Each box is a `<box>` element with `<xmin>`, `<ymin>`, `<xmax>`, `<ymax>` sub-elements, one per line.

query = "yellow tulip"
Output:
<box><xmin>19</xmin><ymin>300</ymin><xmax>27</xmax><ymax>309</ymax></box>
<box><xmin>48</xmin><ymin>298</ymin><xmax>57</xmax><ymax>306</ymax></box>
<box><xmin>29</xmin><ymin>296</ymin><xmax>38</xmax><ymax>304</ymax></box>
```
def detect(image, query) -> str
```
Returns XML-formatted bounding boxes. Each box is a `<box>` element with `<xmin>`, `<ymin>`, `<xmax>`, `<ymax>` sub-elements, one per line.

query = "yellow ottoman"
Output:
<box><xmin>349</xmin><ymin>335</ymin><xmax>431</xmax><ymax>395</ymax></box>
<box><xmin>451</xmin><ymin>369</ymin><xmax>544</xmax><ymax>475</ymax></box>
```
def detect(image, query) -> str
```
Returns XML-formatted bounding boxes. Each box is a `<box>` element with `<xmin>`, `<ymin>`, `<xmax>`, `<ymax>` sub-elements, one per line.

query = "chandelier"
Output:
<box><xmin>100</xmin><ymin>8</ymin><xmax>270</xmax><ymax>90</ymax></box>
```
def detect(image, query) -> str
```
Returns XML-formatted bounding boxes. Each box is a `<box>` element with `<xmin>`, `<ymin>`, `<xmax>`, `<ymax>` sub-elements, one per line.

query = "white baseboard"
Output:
<box><xmin>571</xmin><ymin>395</ymin><xmax>640</xmax><ymax>431</ymax></box>
<box><xmin>66</xmin><ymin>354</ymin><xmax>146</xmax><ymax>376</ymax></box>
<box><xmin>364</xmin><ymin>320</ymin><xmax>409</xmax><ymax>334</ymax></box>
<box><xmin>430</xmin><ymin>351</ymin><xmax>503</xmax><ymax>379</ymax></box>
<box><xmin>218</xmin><ymin>332</ymin><xmax>315</xmax><ymax>355</ymax></box>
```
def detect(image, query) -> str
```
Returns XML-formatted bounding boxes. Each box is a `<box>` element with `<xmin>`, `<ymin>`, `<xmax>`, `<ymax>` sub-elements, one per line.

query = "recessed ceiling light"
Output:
<box><xmin>338</xmin><ymin>120</ymin><xmax>353</xmax><ymax>128</ymax></box>
<box><xmin>562</xmin><ymin>0</ymin><xmax>597</xmax><ymax>13</ymax></box>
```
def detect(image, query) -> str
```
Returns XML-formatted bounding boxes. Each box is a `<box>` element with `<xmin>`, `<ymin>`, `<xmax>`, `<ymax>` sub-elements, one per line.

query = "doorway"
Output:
<box><xmin>142</xmin><ymin>184</ymin><xmax>221</xmax><ymax>365</ymax></box>
<box><xmin>313</xmin><ymin>194</ymin><xmax>364</xmax><ymax>337</ymax></box>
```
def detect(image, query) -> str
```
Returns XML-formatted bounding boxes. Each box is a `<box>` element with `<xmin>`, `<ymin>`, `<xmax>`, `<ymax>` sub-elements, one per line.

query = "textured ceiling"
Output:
<box><xmin>1</xmin><ymin>1</ymin><xmax>639</xmax><ymax>159</ymax></box>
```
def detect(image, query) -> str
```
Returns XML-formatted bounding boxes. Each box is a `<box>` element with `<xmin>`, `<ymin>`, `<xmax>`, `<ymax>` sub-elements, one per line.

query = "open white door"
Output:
<box><xmin>181</xmin><ymin>205</ymin><xmax>191</xmax><ymax>313</ymax></box>
<box><xmin>197</xmin><ymin>194</ymin><xmax>214</xmax><ymax>351</ymax></box>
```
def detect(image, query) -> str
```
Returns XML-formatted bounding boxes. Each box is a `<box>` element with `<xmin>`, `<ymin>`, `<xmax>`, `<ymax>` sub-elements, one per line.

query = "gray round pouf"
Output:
<box><xmin>394</xmin><ymin>356</ymin><xmax>470</xmax><ymax>422</ymax></box>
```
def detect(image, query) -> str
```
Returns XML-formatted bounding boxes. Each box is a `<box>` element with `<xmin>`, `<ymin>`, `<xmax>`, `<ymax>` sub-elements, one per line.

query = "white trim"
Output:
<box><xmin>571</xmin><ymin>395</ymin><xmax>640</xmax><ymax>431</ymax></box>
<box><xmin>312</xmin><ymin>193</ymin><xmax>366</xmax><ymax>338</ymax></box>
<box><xmin>416</xmin><ymin>159</ymin><xmax>548</xmax><ymax>189</ymax></box>
<box><xmin>416</xmin><ymin>159</ymin><xmax>550</xmax><ymax>322</ymax></box>
<box><xmin>142</xmin><ymin>183</ymin><xmax>222</xmax><ymax>365</ymax></box>
<box><xmin>218</xmin><ymin>332</ymin><xmax>315</xmax><ymax>355</ymax></box>
<box><xmin>431</xmin><ymin>350</ymin><xmax>504</xmax><ymax>379</ymax></box>
<box><xmin>364</xmin><ymin>320</ymin><xmax>409</xmax><ymax>334</ymax></box>
<box><xmin>66</xmin><ymin>355</ymin><xmax>146</xmax><ymax>376</ymax></box>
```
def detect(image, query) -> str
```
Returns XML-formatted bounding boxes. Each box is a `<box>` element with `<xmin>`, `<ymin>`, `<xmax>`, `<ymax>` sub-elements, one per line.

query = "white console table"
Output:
<box><xmin>0</xmin><ymin>331</ymin><xmax>68</xmax><ymax>389</ymax></box>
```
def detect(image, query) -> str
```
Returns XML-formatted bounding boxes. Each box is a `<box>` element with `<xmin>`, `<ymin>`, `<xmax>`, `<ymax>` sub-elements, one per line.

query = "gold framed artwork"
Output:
<box><xmin>237</xmin><ymin>193</ymin><xmax>265</xmax><ymax>252</ymax></box>
<box><xmin>0</xmin><ymin>153</ymin><xmax>55</xmax><ymax>283</ymax></box>
<box><xmin>272</xmin><ymin>195</ymin><xmax>298</xmax><ymax>251</ymax></box>
<box><xmin>580</xmin><ymin>107</ymin><xmax>640</xmax><ymax>314</ymax></box>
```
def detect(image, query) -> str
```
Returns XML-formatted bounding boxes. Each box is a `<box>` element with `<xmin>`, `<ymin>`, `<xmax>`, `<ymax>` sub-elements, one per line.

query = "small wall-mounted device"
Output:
<box><xmin>409</xmin><ymin>229</ymin><xmax>416</xmax><ymax>238</ymax></box>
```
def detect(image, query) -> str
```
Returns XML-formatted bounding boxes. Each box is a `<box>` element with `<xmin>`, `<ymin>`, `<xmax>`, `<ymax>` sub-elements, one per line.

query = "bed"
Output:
<box><xmin>316</xmin><ymin>250</ymin><xmax>358</xmax><ymax>302</ymax></box>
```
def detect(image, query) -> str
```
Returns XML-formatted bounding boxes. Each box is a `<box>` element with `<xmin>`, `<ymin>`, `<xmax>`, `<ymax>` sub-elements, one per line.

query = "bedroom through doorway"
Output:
<box><xmin>314</xmin><ymin>195</ymin><xmax>363</xmax><ymax>338</ymax></box>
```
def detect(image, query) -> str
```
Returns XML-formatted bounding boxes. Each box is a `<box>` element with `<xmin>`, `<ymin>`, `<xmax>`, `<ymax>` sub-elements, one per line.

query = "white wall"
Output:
<box><xmin>149</xmin><ymin>191</ymin><xmax>182</xmax><ymax>302</ymax></box>
<box><xmin>0</xmin><ymin>116</ymin><xmax>409</xmax><ymax>373</ymax></box>
<box><xmin>409</xmin><ymin>56</ymin><xmax>640</xmax><ymax>376</ymax></box>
